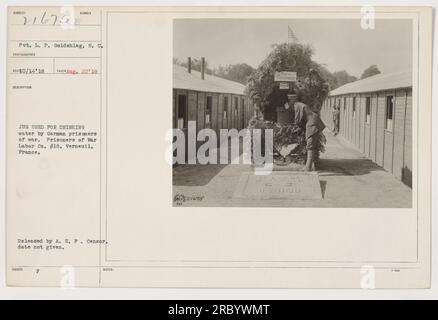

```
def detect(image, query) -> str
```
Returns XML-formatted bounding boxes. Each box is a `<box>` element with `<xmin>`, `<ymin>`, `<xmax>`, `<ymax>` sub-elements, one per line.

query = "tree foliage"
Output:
<box><xmin>246</xmin><ymin>42</ymin><xmax>329</xmax><ymax>116</ymax></box>
<box><xmin>213</xmin><ymin>63</ymin><xmax>255</xmax><ymax>85</ymax></box>
<box><xmin>317</xmin><ymin>65</ymin><xmax>338</xmax><ymax>90</ymax></box>
<box><xmin>332</xmin><ymin>70</ymin><xmax>358</xmax><ymax>88</ymax></box>
<box><xmin>173</xmin><ymin>57</ymin><xmax>214</xmax><ymax>75</ymax></box>
<box><xmin>360</xmin><ymin>64</ymin><xmax>381</xmax><ymax>79</ymax></box>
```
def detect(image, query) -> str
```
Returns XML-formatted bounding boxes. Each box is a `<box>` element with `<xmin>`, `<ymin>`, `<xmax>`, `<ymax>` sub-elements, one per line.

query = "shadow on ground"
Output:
<box><xmin>173</xmin><ymin>164</ymin><xmax>228</xmax><ymax>186</ymax></box>
<box><xmin>317</xmin><ymin>158</ymin><xmax>385</xmax><ymax>177</ymax></box>
<box><xmin>319</xmin><ymin>180</ymin><xmax>327</xmax><ymax>198</ymax></box>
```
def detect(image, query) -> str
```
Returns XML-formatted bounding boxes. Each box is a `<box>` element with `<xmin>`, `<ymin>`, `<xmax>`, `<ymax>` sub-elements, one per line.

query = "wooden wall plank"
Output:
<box><xmin>376</xmin><ymin>93</ymin><xmax>386</xmax><ymax>166</ymax></box>
<box><xmin>197</xmin><ymin>92</ymin><xmax>205</xmax><ymax>132</ymax></box>
<box><xmin>403</xmin><ymin>89</ymin><xmax>413</xmax><ymax>187</ymax></box>
<box><xmin>212</xmin><ymin>93</ymin><xmax>218</xmax><ymax>132</ymax></box>
<box><xmin>383</xmin><ymin>130</ymin><xmax>394</xmax><ymax>172</ymax></box>
<box><xmin>383</xmin><ymin>91</ymin><xmax>395</xmax><ymax>172</ymax></box>
<box><xmin>187</xmin><ymin>91</ymin><xmax>198</xmax><ymax>125</ymax></box>
<box><xmin>392</xmin><ymin>89</ymin><xmax>407</xmax><ymax>180</ymax></box>
<box><xmin>370</xmin><ymin>94</ymin><xmax>378</xmax><ymax>161</ymax></box>
<box><xmin>218</xmin><ymin>94</ymin><xmax>224</xmax><ymax>130</ymax></box>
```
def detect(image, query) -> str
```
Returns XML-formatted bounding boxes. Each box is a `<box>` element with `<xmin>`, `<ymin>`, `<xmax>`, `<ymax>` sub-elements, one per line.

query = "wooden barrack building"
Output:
<box><xmin>173</xmin><ymin>59</ymin><xmax>254</xmax><ymax>136</ymax></box>
<box><xmin>320</xmin><ymin>70</ymin><xmax>413</xmax><ymax>187</ymax></box>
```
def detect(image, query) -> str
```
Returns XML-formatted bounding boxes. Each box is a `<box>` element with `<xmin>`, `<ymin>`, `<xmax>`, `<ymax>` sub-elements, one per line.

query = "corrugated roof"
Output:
<box><xmin>330</xmin><ymin>70</ymin><xmax>412</xmax><ymax>96</ymax></box>
<box><xmin>173</xmin><ymin>64</ymin><xmax>246</xmax><ymax>95</ymax></box>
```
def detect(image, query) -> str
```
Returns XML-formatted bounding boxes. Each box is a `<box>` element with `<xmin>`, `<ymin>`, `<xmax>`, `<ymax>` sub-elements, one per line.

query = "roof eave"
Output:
<box><xmin>329</xmin><ymin>85</ymin><xmax>412</xmax><ymax>96</ymax></box>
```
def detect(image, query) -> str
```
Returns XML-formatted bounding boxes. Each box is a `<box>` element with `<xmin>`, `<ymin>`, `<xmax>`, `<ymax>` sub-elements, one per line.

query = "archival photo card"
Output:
<box><xmin>6</xmin><ymin>6</ymin><xmax>432</xmax><ymax>289</ymax></box>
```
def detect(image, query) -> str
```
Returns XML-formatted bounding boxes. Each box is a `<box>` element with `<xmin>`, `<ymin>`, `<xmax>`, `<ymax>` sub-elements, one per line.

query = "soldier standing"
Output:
<box><xmin>294</xmin><ymin>99</ymin><xmax>326</xmax><ymax>171</ymax></box>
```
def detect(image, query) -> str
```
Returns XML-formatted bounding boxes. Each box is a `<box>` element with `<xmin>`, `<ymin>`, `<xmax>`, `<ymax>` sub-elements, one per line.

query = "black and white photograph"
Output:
<box><xmin>172</xmin><ymin>18</ymin><xmax>414</xmax><ymax>208</ymax></box>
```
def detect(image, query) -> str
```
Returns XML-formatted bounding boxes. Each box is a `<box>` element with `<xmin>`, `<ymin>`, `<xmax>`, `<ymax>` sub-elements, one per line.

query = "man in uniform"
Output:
<box><xmin>331</xmin><ymin>101</ymin><xmax>340</xmax><ymax>135</ymax></box>
<box><xmin>294</xmin><ymin>100</ymin><xmax>326</xmax><ymax>171</ymax></box>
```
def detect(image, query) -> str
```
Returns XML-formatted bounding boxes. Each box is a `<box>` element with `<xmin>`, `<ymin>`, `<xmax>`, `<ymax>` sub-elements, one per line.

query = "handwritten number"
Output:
<box><xmin>51</xmin><ymin>15</ymin><xmax>58</xmax><ymax>26</ymax></box>
<box><xmin>22</xmin><ymin>11</ymin><xmax>70</xmax><ymax>26</ymax></box>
